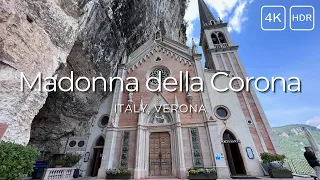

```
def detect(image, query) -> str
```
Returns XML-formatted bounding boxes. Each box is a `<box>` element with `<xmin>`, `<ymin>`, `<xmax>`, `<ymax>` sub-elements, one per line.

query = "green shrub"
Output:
<box><xmin>0</xmin><ymin>141</ymin><xmax>38</xmax><ymax>180</ymax></box>
<box><xmin>187</xmin><ymin>168</ymin><xmax>216</xmax><ymax>175</ymax></box>
<box><xmin>56</xmin><ymin>153</ymin><xmax>82</xmax><ymax>167</ymax></box>
<box><xmin>261</xmin><ymin>152</ymin><xmax>286</xmax><ymax>164</ymax></box>
<box><xmin>106</xmin><ymin>169</ymin><xmax>131</xmax><ymax>175</ymax></box>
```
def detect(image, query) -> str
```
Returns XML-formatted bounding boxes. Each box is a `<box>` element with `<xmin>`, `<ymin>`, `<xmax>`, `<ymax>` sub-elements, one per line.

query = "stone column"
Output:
<box><xmin>134</xmin><ymin>126</ymin><xmax>146</xmax><ymax>179</ymax></box>
<box><xmin>134</xmin><ymin>100</ymin><xmax>147</xmax><ymax>179</ymax></box>
<box><xmin>174</xmin><ymin>96</ymin><xmax>187</xmax><ymax>178</ymax></box>
<box><xmin>207</xmin><ymin>121</ymin><xmax>230</xmax><ymax>179</ymax></box>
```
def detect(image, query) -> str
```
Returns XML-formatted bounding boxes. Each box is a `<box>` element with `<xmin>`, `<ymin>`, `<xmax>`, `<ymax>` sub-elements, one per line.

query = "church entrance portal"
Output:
<box><xmin>223</xmin><ymin>131</ymin><xmax>246</xmax><ymax>176</ymax></box>
<box><xmin>90</xmin><ymin>136</ymin><xmax>104</xmax><ymax>177</ymax></box>
<box><xmin>149</xmin><ymin>132</ymin><xmax>172</xmax><ymax>176</ymax></box>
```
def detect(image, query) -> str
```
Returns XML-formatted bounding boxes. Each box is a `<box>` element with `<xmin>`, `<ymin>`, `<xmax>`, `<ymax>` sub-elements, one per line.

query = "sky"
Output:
<box><xmin>184</xmin><ymin>0</ymin><xmax>320</xmax><ymax>128</ymax></box>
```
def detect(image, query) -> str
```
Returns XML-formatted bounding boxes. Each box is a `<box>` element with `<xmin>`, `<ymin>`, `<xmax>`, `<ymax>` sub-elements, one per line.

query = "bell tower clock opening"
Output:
<box><xmin>198</xmin><ymin>0</ymin><xmax>238</xmax><ymax>71</ymax></box>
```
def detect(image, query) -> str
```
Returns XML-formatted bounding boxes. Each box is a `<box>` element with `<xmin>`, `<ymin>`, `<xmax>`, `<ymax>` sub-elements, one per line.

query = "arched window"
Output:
<box><xmin>148</xmin><ymin>66</ymin><xmax>170</xmax><ymax>85</ymax></box>
<box><xmin>211</xmin><ymin>33</ymin><xmax>219</xmax><ymax>44</ymax></box>
<box><xmin>223</xmin><ymin>130</ymin><xmax>237</xmax><ymax>141</ymax></box>
<box><xmin>217</xmin><ymin>32</ymin><xmax>227</xmax><ymax>44</ymax></box>
<box><xmin>96</xmin><ymin>136</ymin><xmax>105</xmax><ymax>146</ymax></box>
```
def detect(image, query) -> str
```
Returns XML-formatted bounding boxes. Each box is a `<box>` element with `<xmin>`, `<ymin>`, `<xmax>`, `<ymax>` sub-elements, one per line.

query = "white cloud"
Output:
<box><xmin>185</xmin><ymin>0</ymin><xmax>199</xmax><ymax>46</ymax></box>
<box><xmin>184</xmin><ymin>0</ymin><xmax>199</xmax><ymax>23</ymax></box>
<box><xmin>263</xmin><ymin>105</ymin><xmax>320</xmax><ymax>127</ymax></box>
<box><xmin>206</xmin><ymin>0</ymin><xmax>253</xmax><ymax>33</ymax></box>
<box><xmin>186</xmin><ymin>23</ymin><xmax>194</xmax><ymax>46</ymax></box>
<box><xmin>306</xmin><ymin>117</ymin><xmax>320</xmax><ymax>129</ymax></box>
<box><xmin>184</xmin><ymin>0</ymin><xmax>253</xmax><ymax>42</ymax></box>
<box><xmin>205</xmin><ymin>0</ymin><xmax>238</xmax><ymax>20</ymax></box>
<box><xmin>228</xmin><ymin>0</ymin><xmax>249</xmax><ymax>33</ymax></box>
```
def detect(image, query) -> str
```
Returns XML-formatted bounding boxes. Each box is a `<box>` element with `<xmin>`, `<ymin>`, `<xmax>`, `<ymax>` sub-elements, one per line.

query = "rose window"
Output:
<box><xmin>149</xmin><ymin>67</ymin><xmax>170</xmax><ymax>84</ymax></box>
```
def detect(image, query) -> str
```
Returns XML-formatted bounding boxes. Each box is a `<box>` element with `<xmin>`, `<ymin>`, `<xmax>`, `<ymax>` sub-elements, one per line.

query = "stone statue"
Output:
<box><xmin>155</xmin><ymin>26</ymin><xmax>162</xmax><ymax>40</ymax></box>
<box><xmin>128</xmin><ymin>92</ymin><xmax>133</xmax><ymax>104</ymax></box>
<box><xmin>149</xmin><ymin>111</ymin><xmax>171</xmax><ymax>124</ymax></box>
<box><xmin>186</xmin><ymin>76</ymin><xmax>192</xmax><ymax>103</ymax></box>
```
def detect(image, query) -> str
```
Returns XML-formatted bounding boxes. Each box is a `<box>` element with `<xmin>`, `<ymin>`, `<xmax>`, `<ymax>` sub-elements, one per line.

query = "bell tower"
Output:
<box><xmin>198</xmin><ymin>0</ymin><xmax>280</xmax><ymax>154</ymax></box>
<box><xmin>198</xmin><ymin>0</ymin><xmax>237</xmax><ymax>71</ymax></box>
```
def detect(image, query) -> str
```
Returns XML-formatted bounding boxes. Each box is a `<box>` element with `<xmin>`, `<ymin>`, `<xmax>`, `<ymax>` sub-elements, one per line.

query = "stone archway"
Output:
<box><xmin>222</xmin><ymin>130</ymin><xmax>246</xmax><ymax>176</ymax></box>
<box><xmin>134</xmin><ymin>100</ymin><xmax>186</xmax><ymax>179</ymax></box>
<box><xmin>90</xmin><ymin>136</ymin><xmax>105</xmax><ymax>177</ymax></box>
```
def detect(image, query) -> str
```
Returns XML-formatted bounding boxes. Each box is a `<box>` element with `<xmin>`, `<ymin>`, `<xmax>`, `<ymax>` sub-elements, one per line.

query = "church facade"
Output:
<box><xmin>74</xmin><ymin>0</ymin><xmax>279</xmax><ymax>179</ymax></box>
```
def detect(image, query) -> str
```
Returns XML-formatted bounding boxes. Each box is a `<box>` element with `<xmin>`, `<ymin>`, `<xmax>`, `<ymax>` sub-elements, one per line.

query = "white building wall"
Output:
<box><xmin>203</xmin><ymin>71</ymin><xmax>264</xmax><ymax>177</ymax></box>
<box><xmin>79</xmin><ymin>93</ymin><xmax>114</xmax><ymax>175</ymax></box>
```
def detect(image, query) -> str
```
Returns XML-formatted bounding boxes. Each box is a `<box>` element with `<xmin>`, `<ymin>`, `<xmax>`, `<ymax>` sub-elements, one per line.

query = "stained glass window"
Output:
<box><xmin>190</xmin><ymin>127</ymin><xmax>203</xmax><ymax>167</ymax></box>
<box><xmin>149</xmin><ymin>67</ymin><xmax>170</xmax><ymax>85</ymax></box>
<box><xmin>120</xmin><ymin>131</ymin><xmax>130</xmax><ymax>168</ymax></box>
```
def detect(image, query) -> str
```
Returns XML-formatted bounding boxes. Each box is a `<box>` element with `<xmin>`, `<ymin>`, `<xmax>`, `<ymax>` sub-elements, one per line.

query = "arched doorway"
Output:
<box><xmin>222</xmin><ymin>130</ymin><xmax>246</xmax><ymax>176</ymax></box>
<box><xmin>90</xmin><ymin>136</ymin><xmax>105</xmax><ymax>177</ymax></box>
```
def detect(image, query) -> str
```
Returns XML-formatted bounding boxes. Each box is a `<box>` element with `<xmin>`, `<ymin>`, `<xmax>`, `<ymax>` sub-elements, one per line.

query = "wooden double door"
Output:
<box><xmin>149</xmin><ymin>132</ymin><xmax>172</xmax><ymax>176</ymax></box>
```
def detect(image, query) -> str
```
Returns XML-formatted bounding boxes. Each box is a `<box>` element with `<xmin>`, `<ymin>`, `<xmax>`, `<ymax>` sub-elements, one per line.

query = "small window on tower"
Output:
<box><xmin>211</xmin><ymin>33</ymin><xmax>219</xmax><ymax>44</ymax></box>
<box><xmin>218</xmin><ymin>32</ymin><xmax>227</xmax><ymax>44</ymax></box>
<box><xmin>210</xmin><ymin>20</ymin><xmax>215</xmax><ymax>25</ymax></box>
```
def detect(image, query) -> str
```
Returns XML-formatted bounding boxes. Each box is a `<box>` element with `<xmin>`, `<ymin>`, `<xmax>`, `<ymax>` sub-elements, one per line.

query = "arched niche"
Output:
<box><xmin>148</xmin><ymin>107</ymin><xmax>173</xmax><ymax>125</ymax></box>
<box><xmin>96</xmin><ymin>136</ymin><xmax>105</xmax><ymax>147</ymax></box>
<box><xmin>223</xmin><ymin>130</ymin><xmax>237</xmax><ymax>141</ymax></box>
<box><xmin>222</xmin><ymin>130</ymin><xmax>246</xmax><ymax>176</ymax></box>
<box><xmin>211</xmin><ymin>33</ymin><xmax>219</xmax><ymax>44</ymax></box>
<box><xmin>88</xmin><ymin>136</ymin><xmax>105</xmax><ymax>177</ymax></box>
<box><xmin>217</xmin><ymin>32</ymin><xmax>227</xmax><ymax>44</ymax></box>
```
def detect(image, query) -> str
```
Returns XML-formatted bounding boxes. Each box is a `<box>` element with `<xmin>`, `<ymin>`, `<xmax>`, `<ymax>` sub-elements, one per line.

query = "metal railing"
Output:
<box><xmin>287</xmin><ymin>158</ymin><xmax>316</xmax><ymax>176</ymax></box>
<box><xmin>213</xmin><ymin>43</ymin><xmax>229</xmax><ymax>49</ymax></box>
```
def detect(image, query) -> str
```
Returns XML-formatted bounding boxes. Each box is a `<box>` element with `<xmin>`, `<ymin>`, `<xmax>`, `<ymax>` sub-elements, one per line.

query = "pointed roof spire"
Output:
<box><xmin>192</xmin><ymin>38</ymin><xmax>198</xmax><ymax>54</ymax></box>
<box><xmin>198</xmin><ymin>0</ymin><xmax>217</xmax><ymax>27</ymax></box>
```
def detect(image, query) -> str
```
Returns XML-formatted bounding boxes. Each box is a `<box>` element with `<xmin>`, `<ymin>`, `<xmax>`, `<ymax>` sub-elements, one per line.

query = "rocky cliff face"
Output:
<box><xmin>0</xmin><ymin>0</ymin><xmax>187</xmax><ymax>153</ymax></box>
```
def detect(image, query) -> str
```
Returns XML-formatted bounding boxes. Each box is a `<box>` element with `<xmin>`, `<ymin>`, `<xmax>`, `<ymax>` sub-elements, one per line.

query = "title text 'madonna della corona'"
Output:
<box><xmin>20</xmin><ymin>71</ymin><xmax>301</xmax><ymax>93</ymax></box>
